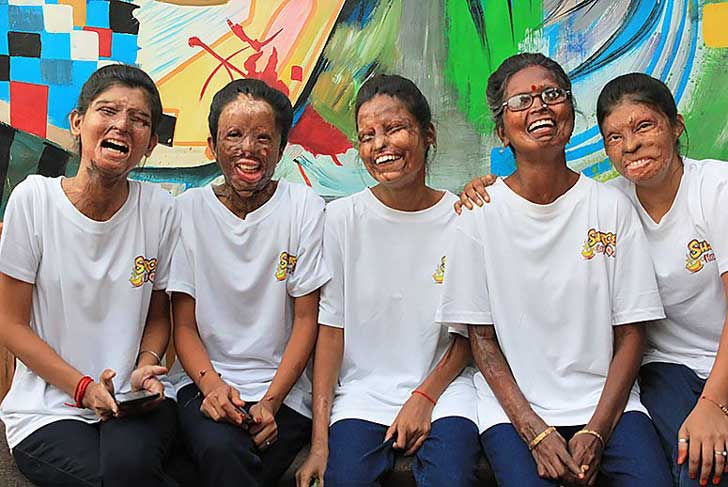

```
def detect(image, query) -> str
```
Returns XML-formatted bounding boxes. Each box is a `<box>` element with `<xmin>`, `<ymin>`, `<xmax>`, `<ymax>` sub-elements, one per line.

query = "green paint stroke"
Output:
<box><xmin>444</xmin><ymin>0</ymin><xmax>543</xmax><ymax>133</ymax></box>
<box><xmin>683</xmin><ymin>48</ymin><xmax>728</xmax><ymax>161</ymax></box>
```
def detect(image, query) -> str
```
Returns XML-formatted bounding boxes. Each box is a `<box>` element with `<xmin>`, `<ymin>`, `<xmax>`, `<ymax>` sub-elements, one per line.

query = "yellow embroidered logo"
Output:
<box><xmin>129</xmin><ymin>256</ymin><xmax>158</xmax><ymax>287</ymax></box>
<box><xmin>581</xmin><ymin>228</ymin><xmax>617</xmax><ymax>259</ymax></box>
<box><xmin>432</xmin><ymin>256</ymin><xmax>446</xmax><ymax>284</ymax></box>
<box><xmin>685</xmin><ymin>239</ymin><xmax>715</xmax><ymax>273</ymax></box>
<box><xmin>275</xmin><ymin>252</ymin><xmax>298</xmax><ymax>281</ymax></box>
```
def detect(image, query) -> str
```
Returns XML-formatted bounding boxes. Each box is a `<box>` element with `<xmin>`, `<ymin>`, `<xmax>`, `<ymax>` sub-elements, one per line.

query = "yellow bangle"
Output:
<box><xmin>529</xmin><ymin>426</ymin><xmax>556</xmax><ymax>451</ymax></box>
<box><xmin>573</xmin><ymin>429</ymin><xmax>605</xmax><ymax>448</ymax></box>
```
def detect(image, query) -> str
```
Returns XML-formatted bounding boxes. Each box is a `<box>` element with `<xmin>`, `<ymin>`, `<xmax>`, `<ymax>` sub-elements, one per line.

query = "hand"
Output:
<box><xmin>200</xmin><ymin>381</ymin><xmax>247</xmax><ymax>426</ymax></box>
<box><xmin>248</xmin><ymin>401</ymin><xmax>278</xmax><ymax>451</ymax></box>
<box><xmin>567</xmin><ymin>432</ymin><xmax>604</xmax><ymax>486</ymax></box>
<box><xmin>296</xmin><ymin>444</ymin><xmax>328</xmax><ymax>487</ymax></box>
<box><xmin>528</xmin><ymin>422</ymin><xmax>584</xmax><ymax>482</ymax></box>
<box><xmin>126</xmin><ymin>364</ymin><xmax>168</xmax><ymax>414</ymax></box>
<box><xmin>385</xmin><ymin>393</ymin><xmax>435</xmax><ymax>456</ymax></box>
<box><xmin>454</xmin><ymin>174</ymin><xmax>497</xmax><ymax>214</ymax></box>
<box><xmin>82</xmin><ymin>369</ymin><xmax>119</xmax><ymax>420</ymax></box>
<box><xmin>677</xmin><ymin>399</ymin><xmax>728</xmax><ymax>486</ymax></box>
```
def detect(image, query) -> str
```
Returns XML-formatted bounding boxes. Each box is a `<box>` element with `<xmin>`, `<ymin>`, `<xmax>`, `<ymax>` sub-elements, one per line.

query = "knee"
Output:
<box><xmin>196</xmin><ymin>436</ymin><xmax>261</xmax><ymax>476</ymax></box>
<box><xmin>324</xmin><ymin>455</ymin><xmax>376</xmax><ymax>487</ymax></box>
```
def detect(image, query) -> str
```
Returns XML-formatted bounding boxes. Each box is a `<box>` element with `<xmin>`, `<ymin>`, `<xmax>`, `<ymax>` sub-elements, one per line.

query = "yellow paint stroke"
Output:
<box><xmin>704</xmin><ymin>3</ymin><xmax>728</xmax><ymax>48</ymax></box>
<box><xmin>155</xmin><ymin>0</ymin><xmax>230</xmax><ymax>5</ymax></box>
<box><xmin>157</xmin><ymin>0</ymin><xmax>345</xmax><ymax>146</ymax></box>
<box><xmin>58</xmin><ymin>0</ymin><xmax>86</xmax><ymax>27</ymax></box>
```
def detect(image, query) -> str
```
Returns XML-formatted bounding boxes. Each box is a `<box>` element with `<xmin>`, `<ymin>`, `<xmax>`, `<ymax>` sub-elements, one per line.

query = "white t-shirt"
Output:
<box><xmin>609</xmin><ymin>158</ymin><xmax>728</xmax><ymax>378</ymax></box>
<box><xmin>167</xmin><ymin>180</ymin><xmax>331</xmax><ymax>418</ymax></box>
<box><xmin>0</xmin><ymin>176</ymin><xmax>178</xmax><ymax>449</ymax></box>
<box><xmin>319</xmin><ymin>189</ymin><xmax>478</xmax><ymax>427</ymax></box>
<box><xmin>437</xmin><ymin>175</ymin><xmax>665</xmax><ymax>432</ymax></box>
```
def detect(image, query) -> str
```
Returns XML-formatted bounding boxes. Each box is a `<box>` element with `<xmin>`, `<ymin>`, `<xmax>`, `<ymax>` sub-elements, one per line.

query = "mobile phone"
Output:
<box><xmin>115</xmin><ymin>390</ymin><xmax>160</xmax><ymax>410</ymax></box>
<box><xmin>238</xmin><ymin>403</ymin><xmax>255</xmax><ymax>424</ymax></box>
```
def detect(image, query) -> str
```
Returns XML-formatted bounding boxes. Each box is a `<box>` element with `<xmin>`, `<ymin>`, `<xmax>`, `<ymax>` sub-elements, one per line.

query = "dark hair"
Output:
<box><xmin>596</xmin><ymin>73</ymin><xmax>680</xmax><ymax>131</ymax></box>
<box><xmin>354</xmin><ymin>74</ymin><xmax>432</xmax><ymax>133</ymax></box>
<box><xmin>75</xmin><ymin>64</ymin><xmax>163</xmax><ymax>135</ymax></box>
<box><xmin>208</xmin><ymin>78</ymin><xmax>293</xmax><ymax>150</ymax></box>
<box><xmin>486</xmin><ymin>53</ymin><xmax>573</xmax><ymax>130</ymax></box>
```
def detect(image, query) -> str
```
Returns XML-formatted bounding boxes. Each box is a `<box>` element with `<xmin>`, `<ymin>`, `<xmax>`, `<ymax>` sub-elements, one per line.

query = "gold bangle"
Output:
<box><xmin>138</xmin><ymin>349</ymin><xmax>162</xmax><ymax>365</ymax></box>
<box><xmin>573</xmin><ymin>429</ymin><xmax>605</xmax><ymax>448</ymax></box>
<box><xmin>529</xmin><ymin>426</ymin><xmax>556</xmax><ymax>451</ymax></box>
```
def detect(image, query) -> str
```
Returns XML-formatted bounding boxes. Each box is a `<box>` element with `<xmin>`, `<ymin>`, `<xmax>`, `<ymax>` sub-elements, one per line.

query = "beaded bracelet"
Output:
<box><xmin>529</xmin><ymin>426</ymin><xmax>556</xmax><ymax>451</ymax></box>
<box><xmin>701</xmin><ymin>395</ymin><xmax>728</xmax><ymax>417</ymax></box>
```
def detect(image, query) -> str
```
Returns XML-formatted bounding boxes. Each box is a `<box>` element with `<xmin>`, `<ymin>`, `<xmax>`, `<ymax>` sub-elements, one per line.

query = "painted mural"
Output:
<box><xmin>0</xmin><ymin>0</ymin><xmax>726</xmax><ymax>216</ymax></box>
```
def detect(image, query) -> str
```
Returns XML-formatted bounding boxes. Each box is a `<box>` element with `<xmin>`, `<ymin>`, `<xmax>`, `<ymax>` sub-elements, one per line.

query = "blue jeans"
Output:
<box><xmin>324</xmin><ymin>416</ymin><xmax>481</xmax><ymax>487</ymax></box>
<box><xmin>481</xmin><ymin>411</ymin><xmax>671</xmax><ymax>487</ymax></box>
<box><xmin>640</xmin><ymin>362</ymin><xmax>728</xmax><ymax>487</ymax></box>
<box><xmin>12</xmin><ymin>398</ymin><xmax>178</xmax><ymax>487</ymax></box>
<box><xmin>176</xmin><ymin>383</ymin><xmax>311</xmax><ymax>487</ymax></box>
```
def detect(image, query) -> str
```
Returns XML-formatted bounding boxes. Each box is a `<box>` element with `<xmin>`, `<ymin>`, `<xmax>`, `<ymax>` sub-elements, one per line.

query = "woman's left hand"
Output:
<box><xmin>567</xmin><ymin>433</ymin><xmax>604</xmax><ymax>486</ymax></box>
<box><xmin>385</xmin><ymin>393</ymin><xmax>435</xmax><ymax>456</ymax></box>
<box><xmin>127</xmin><ymin>364</ymin><xmax>167</xmax><ymax>413</ymax></box>
<box><xmin>248</xmin><ymin>401</ymin><xmax>278</xmax><ymax>451</ymax></box>
<box><xmin>678</xmin><ymin>399</ymin><xmax>728</xmax><ymax>486</ymax></box>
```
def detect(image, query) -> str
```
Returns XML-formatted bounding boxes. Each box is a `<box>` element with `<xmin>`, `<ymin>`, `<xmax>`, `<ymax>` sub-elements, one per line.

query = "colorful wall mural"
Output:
<box><xmin>1</xmin><ymin>0</ymin><xmax>726</xmax><ymax>216</ymax></box>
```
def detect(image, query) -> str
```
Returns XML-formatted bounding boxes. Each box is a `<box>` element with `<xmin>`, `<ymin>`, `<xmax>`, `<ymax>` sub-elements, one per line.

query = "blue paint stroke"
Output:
<box><xmin>40</xmin><ymin>59</ymin><xmax>73</xmax><ymax>85</ymax></box>
<box><xmin>8</xmin><ymin>6</ymin><xmax>44</xmax><ymax>32</ymax></box>
<box><xmin>490</xmin><ymin>147</ymin><xmax>516</xmax><ymax>177</ymax></box>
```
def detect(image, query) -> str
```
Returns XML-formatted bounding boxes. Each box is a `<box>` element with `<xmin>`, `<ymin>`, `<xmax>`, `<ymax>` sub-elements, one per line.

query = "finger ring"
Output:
<box><xmin>265</xmin><ymin>440</ymin><xmax>271</xmax><ymax>447</ymax></box>
<box><xmin>715</xmin><ymin>450</ymin><xmax>727</xmax><ymax>457</ymax></box>
<box><xmin>678</xmin><ymin>438</ymin><xmax>689</xmax><ymax>443</ymax></box>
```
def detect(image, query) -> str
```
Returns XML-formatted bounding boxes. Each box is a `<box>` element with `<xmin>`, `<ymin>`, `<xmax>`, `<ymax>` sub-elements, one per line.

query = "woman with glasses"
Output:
<box><xmin>436</xmin><ymin>53</ymin><xmax>671</xmax><ymax>486</ymax></box>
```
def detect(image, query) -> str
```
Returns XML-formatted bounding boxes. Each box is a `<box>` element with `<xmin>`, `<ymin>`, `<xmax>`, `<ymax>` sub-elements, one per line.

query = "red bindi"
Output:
<box><xmin>531</xmin><ymin>84</ymin><xmax>537</xmax><ymax>92</ymax></box>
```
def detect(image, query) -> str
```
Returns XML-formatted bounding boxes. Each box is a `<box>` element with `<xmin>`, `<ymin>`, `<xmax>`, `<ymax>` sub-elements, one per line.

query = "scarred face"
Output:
<box><xmin>600</xmin><ymin>99</ymin><xmax>684</xmax><ymax>186</ymax></box>
<box><xmin>356</xmin><ymin>94</ymin><xmax>435</xmax><ymax>189</ymax></box>
<box><xmin>70</xmin><ymin>85</ymin><xmax>157</xmax><ymax>178</ymax></box>
<box><xmin>209</xmin><ymin>94</ymin><xmax>282</xmax><ymax>197</ymax></box>
<box><xmin>498</xmin><ymin>65</ymin><xmax>574</xmax><ymax>154</ymax></box>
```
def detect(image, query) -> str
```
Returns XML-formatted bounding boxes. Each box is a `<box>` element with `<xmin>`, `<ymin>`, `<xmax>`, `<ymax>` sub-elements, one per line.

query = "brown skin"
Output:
<box><xmin>461</xmin><ymin>65</ymin><xmax>649</xmax><ymax>485</ymax></box>
<box><xmin>296</xmin><ymin>94</ymin><xmax>472</xmax><ymax>487</ymax></box>
<box><xmin>0</xmin><ymin>85</ymin><xmax>167</xmax><ymax>419</ymax></box>
<box><xmin>174</xmin><ymin>94</ymin><xmax>320</xmax><ymax>451</ymax></box>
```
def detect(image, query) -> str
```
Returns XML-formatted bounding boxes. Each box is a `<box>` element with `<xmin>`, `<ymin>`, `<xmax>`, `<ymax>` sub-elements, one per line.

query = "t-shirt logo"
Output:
<box><xmin>581</xmin><ymin>228</ymin><xmax>617</xmax><ymax>259</ymax></box>
<box><xmin>129</xmin><ymin>256</ymin><xmax>158</xmax><ymax>287</ymax></box>
<box><xmin>275</xmin><ymin>251</ymin><xmax>298</xmax><ymax>281</ymax></box>
<box><xmin>685</xmin><ymin>239</ymin><xmax>715</xmax><ymax>273</ymax></box>
<box><xmin>432</xmin><ymin>256</ymin><xmax>446</xmax><ymax>284</ymax></box>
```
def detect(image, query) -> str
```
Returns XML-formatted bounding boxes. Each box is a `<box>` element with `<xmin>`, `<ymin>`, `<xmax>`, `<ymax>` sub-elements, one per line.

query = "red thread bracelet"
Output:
<box><xmin>412</xmin><ymin>389</ymin><xmax>436</xmax><ymax>406</ymax></box>
<box><xmin>65</xmin><ymin>375</ymin><xmax>93</xmax><ymax>408</ymax></box>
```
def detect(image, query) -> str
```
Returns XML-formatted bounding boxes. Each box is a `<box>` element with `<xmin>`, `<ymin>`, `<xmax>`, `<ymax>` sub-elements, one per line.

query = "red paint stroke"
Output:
<box><xmin>290</xmin><ymin>65</ymin><xmax>303</xmax><ymax>81</ymax></box>
<box><xmin>10</xmin><ymin>81</ymin><xmax>48</xmax><ymax>138</ymax></box>
<box><xmin>188</xmin><ymin>36</ymin><xmax>245</xmax><ymax>78</ymax></box>
<box><xmin>288</xmin><ymin>106</ymin><xmax>352</xmax><ymax>166</ymax></box>
<box><xmin>83</xmin><ymin>27</ymin><xmax>112</xmax><ymax>57</ymax></box>
<box><xmin>296</xmin><ymin>160</ymin><xmax>313</xmax><ymax>186</ymax></box>
<box><xmin>199</xmin><ymin>47</ymin><xmax>250</xmax><ymax>100</ymax></box>
<box><xmin>226</xmin><ymin>19</ymin><xmax>282</xmax><ymax>52</ymax></box>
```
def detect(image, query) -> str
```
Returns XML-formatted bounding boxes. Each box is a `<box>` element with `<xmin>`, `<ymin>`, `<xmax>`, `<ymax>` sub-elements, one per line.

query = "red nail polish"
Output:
<box><xmin>713</xmin><ymin>477</ymin><xmax>720</xmax><ymax>485</ymax></box>
<box><xmin>700</xmin><ymin>479</ymin><xmax>708</xmax><ymax>486</ymax></box>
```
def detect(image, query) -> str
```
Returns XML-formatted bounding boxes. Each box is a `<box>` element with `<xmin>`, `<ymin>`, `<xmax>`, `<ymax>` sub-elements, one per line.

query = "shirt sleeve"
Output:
<box><xmin>286</xmin><ymin>191</ymin><xmax>332</xmax><ymax>298</ymax></box>
<box><xmin>318</xmin><ymin>205</ymin><xmax>344</xmax><ymax>328</ymax></box>
<box><xmin>166</xmin><ymin>231</ymin><xmax>196</xmax><ymax>299</ymax></box>
<box><xmin>697</xmin><ymin>161</ymin><xmax>728</xmax><ymax>275</ymax></box>
<box><xmin>611</xmin><ymin>195</ymin><xmax>665</xmax><ymax>325</ymax></box>
<box><xmin>0</xmin><ymin>178</ymin><xmax>41</xmax><ymax>284</ymax></box>
<box><xmin>152</xmin><ymin>193</ymin><xmax>180</xmax><ymax>291</ymax></box>
<box><xmin>435</xmin><ymin>211</ymin><xmax>493</xmax><ymax>326</ymax></box>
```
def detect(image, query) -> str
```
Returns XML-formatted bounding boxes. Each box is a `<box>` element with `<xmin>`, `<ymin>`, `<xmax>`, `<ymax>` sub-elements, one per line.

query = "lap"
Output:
<box><xmin>414</xmin><ymin>417</ymin><xmax>480</xmax><ymax>487</ymax></box>
<box><xmin>325</xmin><ymin>419</ymin><xmax>394</xmax><ymax>487</ymax></box>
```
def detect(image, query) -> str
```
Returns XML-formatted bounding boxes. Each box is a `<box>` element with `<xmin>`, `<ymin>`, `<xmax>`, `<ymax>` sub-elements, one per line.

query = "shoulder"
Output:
<box><xmin>603</xmin><ymin>174</ymin><xmax>634</xmax><ymax>198</ymax></box>
<box><xmin>135</xmin><ymin>180</ymin><xmax>176</xmax><ymax>210</ymax></box>
<box><xmin>686</xmin><ymin>157</ymin><xmax>728</xmax><ymax>184</ymax></box>
<box><xmin>282</xmin><ymin>180</ymin><xmax>323</xmax><ymax>205</ymax></box>
<box><xmin>324</xmin><ymin>189</ymin><xmax>365</xmax><ymax>220</ymax></box>
<box><xmin>8</xmin><ymin>175</ymin><xmax>52</xmax><ymax>204</ymax></box>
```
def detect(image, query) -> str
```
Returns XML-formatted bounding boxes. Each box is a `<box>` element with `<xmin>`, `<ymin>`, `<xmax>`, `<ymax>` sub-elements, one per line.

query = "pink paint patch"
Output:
<box><xmin>291</xmin><ymin>65</ymin><xmax>303</xmax><ymax>81</ymax></box>
<box><xmin>288</xmin><ymin>106</ymin><xmax>351</xmax><ymax>166</ymax></box>
<box><xmin>10</xmin><ymin>82</ymin><xmax>48</xmax><ymax>138</ymax></box>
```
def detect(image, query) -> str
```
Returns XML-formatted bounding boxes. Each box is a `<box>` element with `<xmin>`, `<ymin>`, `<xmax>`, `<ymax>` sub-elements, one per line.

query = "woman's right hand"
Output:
<box><xmin>527</xmin><ymin>421</ymin><xmax>584</xmax><ymax>482</ymax></box>
<box><xmin>678</xmin><ymin>398</ymin><xmax>728</xmax><ymax>486</ymax></box>
<box><xmin>454</xmin><ymin>174</ymin><xmax>497</xmax><ymax>214</ymax></box>
<box><xmin>81</xmin><ymin>369</ymin><xmax>119</xmax><ymax>420</ymax></box>
<box><xmin>200</xmin><ymin>380</ymin><xmax>247</xmax><ymax>426</ymax></box>
<box><xmin>296</xmin><ymin>445</ymin><xmax>328</xmax><ymax>487</ymax></box>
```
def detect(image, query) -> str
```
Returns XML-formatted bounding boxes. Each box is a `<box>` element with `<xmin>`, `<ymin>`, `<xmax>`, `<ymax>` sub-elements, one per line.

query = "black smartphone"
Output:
<box><xmin>115</xmin><ymin>390</ymin><xmax>160</xmax><ymax>410</ymax></box>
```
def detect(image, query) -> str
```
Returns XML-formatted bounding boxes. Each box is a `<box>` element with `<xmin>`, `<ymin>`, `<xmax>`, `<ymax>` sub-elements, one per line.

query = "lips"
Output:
<box><xmin>624</xmin><ymin>158</ymin><xmax>652</xmax><ymax>170</ymax></box>
<box><xmin>100</xmin><ymin>138</ymin><xmax>130</xmax><ymax>155</ymax></box>
<box><xmin>374</xmin><ymin>153</ymin><xmax>403</xmax><ymax>165</ymax></box>
<box><xmin>233</xmin><ymin>159</ymin><xmax>265</xmax><ymax>184</ymax></box>
<box><xmin>527</xmin><ymin>118</ymin><xmax>556</xmax><ymax>133</ymax></box>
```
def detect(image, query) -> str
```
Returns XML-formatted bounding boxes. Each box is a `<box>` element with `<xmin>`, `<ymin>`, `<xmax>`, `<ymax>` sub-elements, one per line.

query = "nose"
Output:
<box><xmin>373</xmin><ymin>132</ymin><xmax>387</xmax><ymax>151</ymax></box>
<box><xmin>110</xmin><ymin>111</ymin><xmax>131</xmax><ymax>131</ymax></box>
<box><xmin>622</xmin><ymin>132</ymin><xmax>640</xmax><ymax>153</ymax></box>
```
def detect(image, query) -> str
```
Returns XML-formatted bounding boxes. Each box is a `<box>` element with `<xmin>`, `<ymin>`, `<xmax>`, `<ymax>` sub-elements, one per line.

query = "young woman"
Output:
<box><xmin>438</xmin><ymin>54</ymin><xmax>671</xmax><ymax>487</ymax></box>
<box><xmin>0</xmin><ymin>65</ymin><xmax>179</xmax><ymax>486</ymax></box>
<box><xmin>296</xmin><ymin>74</ymin><xmax>480</xmax><ymax>487</ymax></box>
<box><xmin>598</xmin><ymin>73</ymin><xmax>728</xmax><ymax>487</ymax></box>
<box><xmin>170</xmin><ymin>78</ymin><xmax>330</xmax><ymax>487</ymax></box>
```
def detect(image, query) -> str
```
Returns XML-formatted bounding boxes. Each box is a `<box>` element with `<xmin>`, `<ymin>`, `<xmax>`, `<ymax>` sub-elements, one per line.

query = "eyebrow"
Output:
<box><xmin>93</xmin><ymin>99</ymin><xmax>151</xmax><ymax>117</ymax></box>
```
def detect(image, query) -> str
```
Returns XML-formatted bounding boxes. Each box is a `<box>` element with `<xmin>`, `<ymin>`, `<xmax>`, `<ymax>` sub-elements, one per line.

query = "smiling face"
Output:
<box><xmin>356</xmin><ymin>94</ymin><xmax>435</xmax><ymax>189</ymax></box>
<box><xmin>497</xmin><ymin>65</ymin><xmax>574</xmax><ymax>155</ymax></box>
<box><xmin>209</xmin><ymin>94</ymin><xmax>282</xmax><ymax>197</ymax></box>
<box><xmin>70</xmin><ymin>84</ymin><xmax>157</xmax><ymax>178</ymax></box>
<box><xmin>601</xmin><ymin>99</ymin><xmax>684</xmax><ymax>186</ymax></box>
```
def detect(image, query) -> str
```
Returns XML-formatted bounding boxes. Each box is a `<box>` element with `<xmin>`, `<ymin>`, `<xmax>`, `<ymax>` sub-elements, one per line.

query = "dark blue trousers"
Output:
<box><xmin>12</xmin><ymin>398</ymin><xmax>178</xmax><ymax>487</ymax></box>
<box><xmin>324</xmin><ymin>416</ymin><xmax>481</xmax><ymax>487</ymax></box>
<box><xmin>480</xmin><ymin>411</ymin><xmax>672</xmax><ymax>487</ymax></box>
<box><xmin>176</xmin><ymin>383</ymin><xmax>310</xmax><ymax>487</ymax></box>
<box><xmin>640</xmin><ymin>362</ymin><xmax>728</xmax><ymax>487</ymax></box>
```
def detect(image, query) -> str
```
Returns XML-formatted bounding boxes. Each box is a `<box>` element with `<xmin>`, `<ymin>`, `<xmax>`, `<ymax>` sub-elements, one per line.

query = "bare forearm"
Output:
<box><xmin>137</xmin><ymin>291</ymin><xmax>171</xmax><ymax>367</ymax></box>
<box><xmin>469</xmin><ymin>325</ymin><xmax>543</xmax><ymax>442</ymax></box>
<box><xmin>417</xmin><ymin>334</ymin><xmax>471</xmax><ymax>400</ymax></box>
<box><xmin>310</xmin><ymin>326</ymin><xmax>344</xmax><ymax>449</ymax></box>
<box><xmin>588</xmin><ymin>323</ymin><xmax>645</xmax><ymax>438</ymax></box>
<box><xmin>702</xmin><ymin>275</ymin><xmax>728</xmax><ymax>403</ymax></box>
<box><xmin>171</xmin><ymin>293</ymin><xmax>218</xmax><ymax>395</ymax></box>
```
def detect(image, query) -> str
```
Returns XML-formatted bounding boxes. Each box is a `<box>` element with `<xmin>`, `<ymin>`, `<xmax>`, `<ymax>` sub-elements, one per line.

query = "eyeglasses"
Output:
<box><xmin>501</xmin><ymin>87</ymin><xmax>571</xmax><ymax>112</ymax></box>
